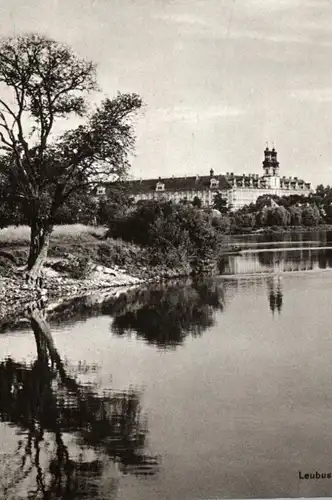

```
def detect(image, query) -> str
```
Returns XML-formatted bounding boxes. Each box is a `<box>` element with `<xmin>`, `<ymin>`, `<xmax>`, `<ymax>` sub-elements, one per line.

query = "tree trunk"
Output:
<box><xmin>27</xmin><ymin>219</ymin><xmax>52</xmax><ymax>286</ymax></box>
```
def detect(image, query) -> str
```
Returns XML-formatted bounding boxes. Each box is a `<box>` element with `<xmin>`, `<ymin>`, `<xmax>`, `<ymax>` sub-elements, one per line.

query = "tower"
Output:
<box><xmin>262</xmin><ymin>144</ymin><xmax>280</xmax><ymax>189</ymax></box>
<box><xmin>263</xmin><ymin>145</ymin><xmax>280</xmax><ymax>177</ymax></box>
<box><xmin>262</xmin><ymin>146</ymin><xmax>273</xmax><ymax>176</ymax></box>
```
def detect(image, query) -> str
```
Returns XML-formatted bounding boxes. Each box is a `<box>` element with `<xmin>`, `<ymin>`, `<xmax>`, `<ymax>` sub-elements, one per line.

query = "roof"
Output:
<box><xmin>112</xmin><ymin>175</ymin><xmax>232</xmax><ymax>194</ymax></box>
<box><xmin>101</xmin><ymin>172</ymin><xmax>311</xmax><ymax>195</ymax></box>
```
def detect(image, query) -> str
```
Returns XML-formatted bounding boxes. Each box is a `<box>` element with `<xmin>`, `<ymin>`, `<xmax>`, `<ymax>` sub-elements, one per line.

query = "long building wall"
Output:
<box><xmin>132</xmin><ymin>188</ymin><xmax>227</xmax><ymax>207</ymax></box>
<box><xmin>228</xmin><ymin>186</ymin><xmax>312</xmax><ymax>211</ymax></box>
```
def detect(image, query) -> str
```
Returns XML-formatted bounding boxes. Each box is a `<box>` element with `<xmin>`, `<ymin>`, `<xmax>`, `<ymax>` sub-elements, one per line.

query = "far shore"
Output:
<box><xmin>228</xmin><ymin>224</ymin><xmax>332</xmax><ymax>237</ymax></box>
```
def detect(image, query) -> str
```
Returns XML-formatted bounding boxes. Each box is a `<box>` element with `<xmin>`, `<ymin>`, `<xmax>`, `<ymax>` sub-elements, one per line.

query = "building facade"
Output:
<box><xmin>122</xmin><ymin>170</ymin><xmax>230</xmax><ymax>207</ymax></box>
<box><xmin>226</xmin><ymin>147</ymin><xmax>312</xmax><ymax>210</ymax></box>
<box><xmin>96</xmin><ymin>147</ymin><xmax>312</xmax><ymax>210</ymax></box>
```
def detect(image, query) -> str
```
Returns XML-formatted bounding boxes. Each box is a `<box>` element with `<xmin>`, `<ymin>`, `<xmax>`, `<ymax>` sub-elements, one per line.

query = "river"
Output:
<box><xmin>1</xmin><ymin>230</ymin><xmax>332</xmax><ymax>499</ymax></box>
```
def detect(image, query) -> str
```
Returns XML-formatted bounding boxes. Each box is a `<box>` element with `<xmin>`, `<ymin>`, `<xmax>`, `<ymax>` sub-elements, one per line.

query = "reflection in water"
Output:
<box><xmin>2</xmin><ymin>235</ymin><xmax>332</xmax><ymax>500</ymax></box>
<box><xmin>0</xmin><ymin>304</ymin><xmax>158</xmax><ymax>500</ymax></box>
<box><xmin>267</xmin><ymin>276</ymin><xmax>283</xmax><ymax>315</ymax></box>
<box><xmin>228</xmin><ymin>229</ymin><xmax>332</xmax><ymax>247</ymax></box>
<box><xmin>223</xmin><ymin>247</ymin><xmax>332</xmax><ymax>275</ymax></box>
<box><xmin>110</xmin><ymin>279</ymin><xmax>225</xmax><ymax>349</ymax></box>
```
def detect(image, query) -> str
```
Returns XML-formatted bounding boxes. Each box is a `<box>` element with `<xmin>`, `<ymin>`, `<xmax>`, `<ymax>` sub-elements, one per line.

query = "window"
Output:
<box><xmin>96</xmin><ymin>186</ymin><xmax>106</xmax><ymax>196</ymax></box>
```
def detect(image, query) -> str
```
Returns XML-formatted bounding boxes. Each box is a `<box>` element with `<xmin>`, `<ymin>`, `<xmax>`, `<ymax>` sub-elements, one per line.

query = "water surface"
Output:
<box><xmin>1</xmin><ymin>231</ymin><xmax>332</xmax><ymax>499</ymax></box>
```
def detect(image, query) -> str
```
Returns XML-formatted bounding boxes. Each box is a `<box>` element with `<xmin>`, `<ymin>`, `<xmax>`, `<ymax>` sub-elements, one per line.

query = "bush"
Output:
<box><xmin>107</xmin><ymin>201</ymin><xmax>219</xmax><ymax>263</ymax></box>
<box><xmin>232</xmin><ymin>212</ymin><xmax>255</xmax><ymax>229</ymax></box>
<box><xmin>211</xmin><ymin>215</ymin><xmax>231</xmax><ymax>233</ymax></box>
<box><xmin>288</xmin><ymin>206</ymin><xmax>302</xmax><ymax>226</ymax></box>
<box><xmin>302</xmin><ymin>205</ymin><xmax>321</xmax><ymax>226</ymax></box>
<box><xmin>97</xmin><ymin>239</ymin><xmax>143</xmax><ymax>267</ymax></box>
<box><xmin>51</xmin><ymin>254</ymin><xmax>91</xmax><ymax>279</ymax></box>
<box><xmin>69</xmin><ymin>256</ymin><xmax>91</xmax><ymax>279</ymax></box>
<box><xmin>0</xmin><ymin>256</ymin><xmax>15</xmax><ymax>277</ymax></box>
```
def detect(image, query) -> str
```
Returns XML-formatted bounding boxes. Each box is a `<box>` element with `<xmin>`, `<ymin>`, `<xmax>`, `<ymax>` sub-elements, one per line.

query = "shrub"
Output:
<box><xmin>0</xmin><ymin>256</ymin><xmax>15</xmax><ymax>277</ymax></box>
<box><xmin>232</xmin><ymin>212</ymin><xmax>255</xmax><ymax>229</ymax></box>
<box><xmin>288</xmin><ymin>206</ymin><xmax>302</xmax><ymax>226</ymax></box>
<box><xmin>302</xmin><ymin>205</ymin><xmax>321</xmax><ymax>226</ymax></box>
<box><xmin>107</xmin><ymin>201</ymin><xmax>219</xmax><ymax>263</ymax></box>
<box><xmin>69</xmin><ymin>256</ymin><xmax>91</xmax><ymax>279</ymax></box>
<box><xmin>51</xmin><ymin>254</ymin><xmax>91</xmax><ymax>279</ymax></box>
<box><xmin>97</xmin><ymin>239</ymin><xmax>143</xmax><ymax>267</ymax></box>
<box><xmin>211</xmin><ymin>215</ymin><xmax>231</xmax><ymax>233</ymax></box>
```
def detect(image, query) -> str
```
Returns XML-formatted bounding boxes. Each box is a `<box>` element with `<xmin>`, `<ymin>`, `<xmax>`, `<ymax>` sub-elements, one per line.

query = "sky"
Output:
<box><xmin>1</xmin><ymin>0</ymin><xmax>332</xmax><ymax>187</ymax></box>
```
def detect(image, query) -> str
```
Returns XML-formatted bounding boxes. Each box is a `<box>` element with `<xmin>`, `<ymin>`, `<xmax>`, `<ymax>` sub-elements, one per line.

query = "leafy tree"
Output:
<box><xmin>288</xmin><ymin>205</ymin><xmax>302</xmax><ymax>226</ymax></box>
<box><xmin>192</xmin><ymin>195</ymin><xmax>202</xmax><ymax>208</ymax></box>
<box><xmin>301</xmin><ymin>205</ymin><xmax>321</xmax><ymax>226</ymax></box>
<box><xmin>254</xmin><ymin>195</ymin><xmax>280</xmax><ymax>211</ymax></box>
<box><xmin>278</xmin><ymin>194</ymin><xmax>309</xmax><ymax>208</ymax></box>
<box><xmin>255</xmin><ymin>208</ymin><xmax>268</xmax><ymax>227</ymax></box>
<box><xmin>97</xmin><ymin>184</ymin><xmax>134</xmax><ymax>226</ymax></box>
<box><xmin>53</xmin><ymin>189</ymin><xmax>99</xmax><ymax>225</ymax></box>
<box><xmin>266</xmin><ymin>206</ymin><xmax>291</xmax><ymax>226</ymax></box>
<box><xmin>211</xmin><ymin>214</ymin><xmax>231</xmax><ymax>233</ymax></box>
<box><xmin>323</xmin><ymin>202</ymin><xmax>332</xmax><ymax>224</ymax></box>
<box><xmin>254</xmin><ymin>206</ymin><xmax>290</xmax><ymax>227</ymax></box>
<box><xmin>213</xmin><ymin>191</ymin><xmax>228</xmax><ymax>214</ymax></box>
<box><xmin>109</xmin><ymin>200</ymin><xmax>219</xmax><ymax>264</ymax></box>
<box><xmin>316</xmin><ymin>184</ymin><xmax>332</xmax><ymax>200</ymax></box>
<box><xmin>233</xmin><ymin>212</ymin><xmax>255</xmax><ymax>229</ymax></box>
<box><xmin>0</xmin><ymin>34</ymin><xmax>142</xmax><ymax>283</ymax></box>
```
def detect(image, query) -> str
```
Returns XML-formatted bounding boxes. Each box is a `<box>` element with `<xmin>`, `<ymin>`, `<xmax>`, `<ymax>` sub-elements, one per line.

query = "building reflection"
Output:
<box><xmin>317</xmin><ymin>248</ymin><xmax>332</xmax><ymax>269</ymax></box>
<box><xmin>267</xmin><ymin>275</ymin><xmax>283</xmax><ymax>315</ymax></box>
<box><xmin>222</xmin><ymin>246</ymin><xmax>332</xmax><ymax>275</ymax></box>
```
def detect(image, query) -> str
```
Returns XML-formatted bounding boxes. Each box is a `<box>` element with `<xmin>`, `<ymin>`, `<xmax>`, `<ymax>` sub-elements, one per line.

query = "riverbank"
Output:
<box><xmin>0</xmin><ymin>223</ymin><xmax>237</xmax><ymax>326</ymax></box>
<box><xmin>229</xmin><ymin>224</ymin><xmax>332</xmax><ymax>236</ymax></box>
<box><xmin>0</xmin><ymin>256</ymin><xmax>195</xmax><ymax>328</ymax></box>
<box><xmin>0</xmin><ymin>224</ymin><xmax>196</xmax><ymax>326</ymax></box>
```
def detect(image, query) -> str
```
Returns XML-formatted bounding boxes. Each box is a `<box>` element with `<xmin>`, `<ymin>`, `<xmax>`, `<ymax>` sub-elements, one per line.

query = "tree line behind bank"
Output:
<box><xmin>2</xmin><ymin>180</ymin><xmax>330</xmax><ymax>235</ymax></box>
<box><xmin>2</xmin><ymin>182</ymin><xmax>332</xmax><ymax>278</ymax></box>
<box><xmin>225</xmin><ymin>185</ymin><xmax>332</xmax><ymax>233</ymax></box>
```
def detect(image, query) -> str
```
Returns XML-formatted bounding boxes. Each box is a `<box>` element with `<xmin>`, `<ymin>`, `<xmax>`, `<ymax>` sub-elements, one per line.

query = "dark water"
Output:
<box><xmin>2</xmin><ymin>231</ymin><xmax>332</xmax><ymax>499</ymax></box>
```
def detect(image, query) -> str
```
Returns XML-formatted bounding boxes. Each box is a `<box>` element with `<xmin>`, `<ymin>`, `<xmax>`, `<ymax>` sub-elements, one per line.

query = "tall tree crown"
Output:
<box><xmin>0</xmin><ymin>33</ymin><xmax>143</xmax><ymax>279</ymax></box>
<box><xmin>0</xmin><ymin>33</ymin><xmax>97</xmax><ymax>150</ymax></box>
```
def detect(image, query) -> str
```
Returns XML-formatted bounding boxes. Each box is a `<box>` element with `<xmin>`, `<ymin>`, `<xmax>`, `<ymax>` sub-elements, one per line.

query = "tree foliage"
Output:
<box><xmin>0</xmin><ymin>33</ymin><xmax>142</xmax><ymax>281</ymax></box>
<box><xmin>108</xmin><ymin>200</ymin><xmax>220</xmax><ymax>265</ymax></box>
<box><xmin>301</xmin><ymin>205</ymin><xmax>321</xmax><ymax>226</ymax></box>
<box><xmin>229</xmin><ymin>186</ymin><xmax>332</xmax><ymax>231</ymax></box>
<box><xmin>213</xmin><ymin>191</ymin><xmax>228</xmax><ymax>213</ymax></box>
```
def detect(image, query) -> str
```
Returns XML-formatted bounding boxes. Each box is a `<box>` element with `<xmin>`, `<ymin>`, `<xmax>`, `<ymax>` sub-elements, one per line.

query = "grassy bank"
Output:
<box><xmin>0</xmin><ymin>224</ymin><xmax>107</xmax><ymax>246</ymax></box>
<box><xmin>0</xmin><ymin>224</ymin><xmax>191</xmax><ymax>280</ymax></box>
<box><xmin>0</xmin><ymin>224</ymin><xmax>196</xmax><ymax>325</ymax></box>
